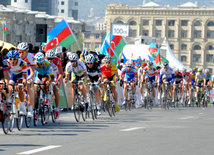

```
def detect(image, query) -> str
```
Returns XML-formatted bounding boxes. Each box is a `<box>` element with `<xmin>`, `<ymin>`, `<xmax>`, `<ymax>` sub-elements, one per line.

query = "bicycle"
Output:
<box><xmin>202</xmin><ymin>86</ymin><xmax>209</xmax><ymax>107</ymax></box>
<box><xmin>173</xmin><ymin>83</ymin><xmax>181</xmax><ymax>108</ymax></box>
<box><xmin>196</xmin><ymin>85</ymin><xmax>203</xmax><ymax>107</ymax></box>
<box><xmin>0</xmin><ymin>82</ymin><xmax>11</xmax><ymax>134</ymax></box>
<box><xmin>189</xmin><ymin>85</ymin><xmax>196</xmax><ymax>107</ymax></box>
<box><xmin>23</xmin><ymin>82</ymin><xmax>32</xmax><ymax>128</ymax></box>
<box><xmin>86</xmin><ymin>82</ymin><xmax>99</xmax><ymax>120</ymax></box>
<box><xmin>123</xmin><ymin>81</ymin><xmax>135</xmax><ymax>111</ymax></box>
<box><xmin>183</xmin><ymin>84</ymin><xmax>189</xmax><ymax>107</ymax></box>
<box><xmin>34</xmin><ymin>83</ymin><xmax>49</xmax><ymax>126</ymax></box>
<box><xmin>144</xmin><ymin>81</ymin><xmax>153</xmax><ymax>110</ymax></box>
<box><xmin>102</xmin><ymin>81</ymin><xmax>116</xmax><ymax>117</ymax></box>
<box><xmin>49</xmin><ymin>82</ymin><xmax>57</xmax><ymax>123</ymax></box>
<box><xmin>9</xmin><ymin>83</ymin><xmax>25</xmax><ymax>131</ymax></box>
<box><xmin>162</xmin><ymin>82</ymin><xmax>171</xmax><ymax>110</ymax></box>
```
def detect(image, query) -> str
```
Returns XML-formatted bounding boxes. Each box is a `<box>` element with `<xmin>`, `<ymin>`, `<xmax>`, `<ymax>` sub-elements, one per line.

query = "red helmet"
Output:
<box><xmin>141</xmin><ymin>62</ymin><xmax>147</xmax><ymax>67</ymax></box>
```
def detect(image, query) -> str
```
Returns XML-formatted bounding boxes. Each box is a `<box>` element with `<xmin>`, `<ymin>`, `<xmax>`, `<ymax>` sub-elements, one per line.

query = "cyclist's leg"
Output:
<box><xmin>123</xmin><ymin>82</ymin><xmax>128</xmax><ymax>101</ymax></box>
<box><xmin>41</xmin><ymin>76</ymin><xmax>49</xmax><ymax>104</ymax></box>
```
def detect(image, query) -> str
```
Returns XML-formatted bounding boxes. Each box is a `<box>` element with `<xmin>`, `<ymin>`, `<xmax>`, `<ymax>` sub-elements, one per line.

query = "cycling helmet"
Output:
<box><xmin>68</xmin><ymin>53</ymin><xmax>79</xmax><ymax>61</ymax></box>
<box><xmin>141</xmin><ymin>62</ymin><xmax>147</xmax><ymax>67</ymax></box>
<box><xmin>182</xmin><ymin>68</ymin><xmax>187</xmax><ymax>74</ymax></box>
<box><xmin>174</xmin><ymin>68</ymin><xmax>179</xmax><ymax>73</ymax></box>
<box><xmin>55</xmin><ymin>46</ymin><xmax>62</xmax><ymax>54</ymax></box>
<box><xmin>205</xmin><ymin>68</ymin><xmax>210</xmax><ymax>73</ymax></box>
<box><xmin>103</xmin><ymin>55</ymin><xmax>112</xmax><ymax>63</ymax></box>
<box><xmin>67</xmin><ymin>52</ymin><xmax>72</xmax><ymax>57</ymax></box>
<box><xmin>85</xmin><ymin>54</ymin><xmax>95</xmax><ymax>63</ymax></box>
<box><xmin>198</xmin><ymin>67</ymin><xmax>203</xmax><ymax>72</ymax></box>
<box><xmin>35</xmin><ymin>52</ymin><xmax>45</xmax><ymax>63</ymax></box>
<box><xmin>163</xmin><ymin>62</ymin><xmax>169</xmax><ymax>67</ymax></box>
<box><xmin>17</xmin><ymin>42</ymin><xmax>29</xmax><ymax>51</ymax></box>
<box><xmin>147</xmin><ymin>61</ymin><xmax>153</xmax><ymax>67</ymax></box>
<box><xmin>126</xmin><ymin>60</ymin><xmax>133</xmax><ymax>67</ymax></box>
<box><xmin>46</xmin><ymin>49</ymin><xmax>55</xmax><ymax>58</ymax></box>
<box><xmin>7</xmin><ymin>50</ymin><xmax>19</xmax><ymax>58</ymax></box>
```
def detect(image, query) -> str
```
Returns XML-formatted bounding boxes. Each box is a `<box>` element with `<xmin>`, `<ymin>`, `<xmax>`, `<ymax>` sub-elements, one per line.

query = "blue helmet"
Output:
<box><xmin>163</xmin><ymin>62</ymin><xmax>169</xmax><ymax>67</ymax></box>
<box><xmin>7</xmin><ymin>50</ymin><xmax>19</xmax><ymax>58</ymax></box>
<box><xmin>35</xmin><ymin>52</ymin><xmax>45</xmax><ymax>63</ymax></box>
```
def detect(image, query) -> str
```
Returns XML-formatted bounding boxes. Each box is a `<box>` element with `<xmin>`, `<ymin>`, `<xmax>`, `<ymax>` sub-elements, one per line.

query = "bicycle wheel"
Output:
<box><xmin>25</xmin><ymin>109</ymin><xmax>31</xmax><ymax>128</ymax></box>
<box><xmin>51</xmin><ymin>105</ymin><xmax>56</xmax><ymax>123</ymax></box>
<box><xmin>2</xmin><ymin>112</ymin><xmax>11</xmax><ymax>134</ymax></box>
<box><xmin>105</xmin><ymin>91</ymin><xmax>112</xmax><ymax>117</ymax></box>
<box><xmin>73</xmin><ymin>93</ymin><xmax>81</xmax><ymax>122</ymax></box>
<box><xmin>112</xmin><ymin>104</ymin><xmax>116</xmax><ymax>117</ymax></box>
<box><xmin>33</xmin><ymin>108</ymin><xmax>39</xmax><ymax>126</ymax></box>
<box><xmin>16</xmin><ymin>113</ymin><xmax>24</xmax><ymax>131</ymax></box>
<box><xmin>81</xmin><ymin>103</ymin><xmax>86</xmax><ymax>121</ymax></box>
<box><xmin>89</xmin><ymin>93</ymin><xmax>95</xmax><ymax>120</ymax></box>
<box><xmin>41</xmin><ymin>106</ymin><xmax>49</xmax><ymax>125</ymax></box>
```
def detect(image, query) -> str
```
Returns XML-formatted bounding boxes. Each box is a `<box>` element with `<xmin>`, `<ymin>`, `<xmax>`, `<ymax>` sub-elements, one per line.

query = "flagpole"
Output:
<box><xmin>3</xmin><ymin>31</ymin><xmax>4</xmax><ymax>42</ymax></box>
<box><xmin>109</xmin><ymin>23</ymin><xmax>112</xmax><ymax>56</ymax></box>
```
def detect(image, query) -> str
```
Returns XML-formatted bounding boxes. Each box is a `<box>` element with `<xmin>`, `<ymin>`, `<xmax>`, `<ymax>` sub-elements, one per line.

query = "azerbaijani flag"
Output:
<box><xmin>3</xmin><ymin>24</ymin><xmax>8</xmax><ymax>35</ymax></box>
<box><xmin>133</xmin><ymin>56</ymin><xmax>143</xmax><ymax>68</ymax></box>
<box><xmin>44</xmin><ymin>19</ymin><xmax>77</xmax><ymax>52</ymax></box>
<box><xmin>100</xmin><ymin>32</ymin><xmax>126</xmax><ymax>64</ymax></box>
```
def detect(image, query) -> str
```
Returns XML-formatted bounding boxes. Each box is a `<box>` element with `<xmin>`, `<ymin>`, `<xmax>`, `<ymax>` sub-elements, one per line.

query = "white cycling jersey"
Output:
<box><xmin>65</xmin><ymin>60</ymin><xmax>87</xmax><ymax>77</ymax></box>
<box><xmin>160</xmin><ymin>67</ymin><xmax>174</xmax><ymax>79</ymax></box>
<box><xmin>196</xmin><ymin>72</ymin><xmax>205</xmax><ymax>82</ymax></box>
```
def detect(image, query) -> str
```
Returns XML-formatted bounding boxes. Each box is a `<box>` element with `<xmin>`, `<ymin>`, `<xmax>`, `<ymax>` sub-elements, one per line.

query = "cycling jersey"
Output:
<box><xmin>174</xmin><ymin>72</ymin><xmax>182</xmax><ymax>84</ymax></box>
<box><xmin>65</xmin><ymin>60</ymin><xmax>87</xmax><ymax>77</ymax></box>
<box><xmin>0</xmin><ymin>55</ymin><xmax>10</xmax><ymax>80</ymax></box>
<box><xmin>121</xmin><ymin>67</ymin><xmax>137</xmax><ymax>82</ymax></box>
<box><xmin>182</xmin><ymin>72</ymin><xmax>191</xmax><ymax>84</ymax></box>
<box><xmin>205</xmin><ymin>73</ymin><xmax>211</xmax><ymax>81</ymax></box>
<box><xmin>196</xmin><ymin>72</ymin><xmax>205</xmax><ymax>82</ymax></box>
<box><xmin>24</xmin><ymin>53</ymin><xmax>35</xmax><ymax>73</ymax></box>
<box><xmin>8</xmin><ymin>58</ymin><xmax>27</xmax><ymax>75</ymax></box>
<box><xmin>100</xmin><ymin>63</ymin><xmax>118</xmax><ymax>78</ymax></box>
<box><xmin>86</xmin><ymin>63</ymin><xmax>101</xmax><ymax>82</ymax></box>
<box><xmin>159</xmin><ymin>67</ymin><xmax>174</xmax><ymax>83</ymax></box>
<box><xmin>35</xmin><ymin>60</ymin><xmax>53</xmax><ymax>76</ymax></box>
<box><xmin>143</xmin><ymin>67</ymin><xmax>157</xmax><ymax>78</ymax></box>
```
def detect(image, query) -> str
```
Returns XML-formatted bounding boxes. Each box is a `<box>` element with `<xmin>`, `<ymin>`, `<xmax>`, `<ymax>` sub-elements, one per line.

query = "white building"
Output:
<box><xmin>57</xmin><ymin>0</ymin><xmax>78</xmax><ymax>20</ymax></box>
<box><xmin>11</xmin><ymin>0</ymin><xmax>32</xmax><ymax>10</ymax></box>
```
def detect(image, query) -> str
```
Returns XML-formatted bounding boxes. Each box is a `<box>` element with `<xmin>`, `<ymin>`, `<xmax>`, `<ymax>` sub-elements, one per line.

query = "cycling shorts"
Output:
<box><xmin>34</xmin><ymin>74</ymin><xmax>49</xmax><ymax>84</ymax></box>
<box><xmin>146</xmin><ymin>76</ymin><xmax>155</xmax><ymax>84</ymax></box>
<box><xmin>102</xmin><ymin>74</ymin><xmax>116</xmax><ymax>87</ymax></box>
<box><xmin>10</xmin><ymin>73</ymin><xmax>23</xmax><ymax>84</ymax></box>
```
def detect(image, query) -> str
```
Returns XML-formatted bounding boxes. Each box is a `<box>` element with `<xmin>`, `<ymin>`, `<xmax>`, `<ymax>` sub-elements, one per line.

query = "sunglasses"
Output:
<box><xmin>106</xmin><ymin>62</ymin><xmax>111</xmax><ymax>64</ymax></box>
<box><xmin>48</xmin><ymin>58</ymin><xmax>54</xmax><ymax>61</ymax></box>
<box><xmin>127</xmin><ymin>66</ymin><xmax>132</xmax><ymax>68</ymax></box>
<box><xmin>18</xmin><ymin>51</ymin><xmax>26</xmax><ymax>54</ymax></box>
<box><xmin>71</xmin><ymin>60</ymin><xmax>77</xmax><ymax>63</ymax></box>
<box><xmin>9</xmin><ymin>58</ymin><xmax>18</xmax><ymax>61</ymax></box>
<box><xmin>37</xmin><ymin>62</ymin><xmax>43</xmax><ymax>66</ymax></box>
<box><xmin>87</xmin><ymin>63</ymin><xmax>93</xmax><ymax>65</ymax></box>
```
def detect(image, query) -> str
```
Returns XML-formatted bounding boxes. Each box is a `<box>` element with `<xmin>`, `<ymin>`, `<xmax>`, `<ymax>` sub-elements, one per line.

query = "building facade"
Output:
<box><xmin>106</xmin><ymin>2</ymin><xmax>214</xmax><ymax>71</ymax></box>
<box><xmin>57</xmin><ymin>0</ymin><xmax>78</xmax><ymax>20</ymax></box>
<box><xmin>11</xmin><ymin>0</ymin><xmax>32</xmax><ymax>10</ymax></box>
<box><xmin>83</xmin><ymin>30</ymin><xmax>106</xmax><ymax>51</ymax></box>
<box><xmin>32</xmin><ymin>0</ymin><xmax>57</xmax><ymax>15</ymax></box>
<box><xmin>0</xmin><ymin>1</ymin><xmax>11</xmax><ymax>6</ymax></box>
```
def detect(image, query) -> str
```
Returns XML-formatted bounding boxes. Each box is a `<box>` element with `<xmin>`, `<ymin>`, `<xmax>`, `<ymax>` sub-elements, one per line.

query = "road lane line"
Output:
<box><xmin>180</xmin><ymin>116</ymin><xmax>195</xmax><ymax>120</ymax></box>
<box><xmin>120</xmin><ymin>127</ymin><xmax>145</xmax><ymax>132</ymax></box>
<box><xmin>17</xmin><ymin>145</ymin><xmax>61</xmax><ymax>155</ymax></box>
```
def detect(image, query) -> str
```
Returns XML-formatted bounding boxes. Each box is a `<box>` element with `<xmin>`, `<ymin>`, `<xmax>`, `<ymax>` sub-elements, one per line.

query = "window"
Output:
<box><xmin>194</xmin><ymin>21</ymin><xmax>202</xmax><ymax>26</ymax></box>
<box><xmin>194</xmin><ymin>30</ymin><xmax>201</xmax><ymax>38</ymax></box>
<box><xmin>84</xmin><ymin>43</ymin><xmax>90</xmax><ymax>49</ymax></box>
<box><xmin>206</xmin><ymin>45</ymin><xmax>214</xmax><ymax>50</ymax></box>
<box><xmin>181</xmin><ymin>30</ymin><xmax>187</xmax><ymax>38</ymax></box>
<box><xmin>85</xmin><ymin>33</ymin><xmax>90</xmax><ymax>39</ymax></box>
<box><xmin>155</xmin><ymin>30</ymin><xmax>161</xmax><ymax>38</ymax></box>
<box><xmin>193</xmin><ymin>54</ymin><xmax>201</xmax><ymax>62</ymax></box>
<box><xmin>25</xmin><ymin>0</ymin><xmax>28</xmax><ymax>3</ymax></box>
<box><xmin>181</xmin><ymin>44</ymin><xmax>187</xmax><ymax>50</ymax></box>
<box><xmin>155</xmin><ymin>20</ymin><xmax>162</xmax><ymax>26</ymax></box>
<box><xmin>206</xmin><ymin>54</ymin><xmax>214</xmax><ymax>62</ymax></box>
<box><xmin>207</xmin><ymin>30</ymin><xmax>214</xmax><ymax>38</ymax></box>
<box><xmin>181</xmin><ymin>56</ymin><xmax>187</xmax><ymax>62</ymax></box>
<box><xmin>193</xmin><ymin>45</ymin><xmax>201</xmax><ymax>50</ymax></box>
<box><xmin>61</xmin><ymin>1</ymin><xmax>64</xmax><ymax>5</ymax></box>
<box><xmin>170</xmin><ymin>44</ymin><xmax>174</xmax><ymax>50</ymax></box>
<box><xmin>142</xmin><ymin>20</ymin><xmax>149</xmax><ymax>26</ymax></box>
<box><xmin>116</xmin><ymin>21</ymin><xmax>124</xmax><ymax>24</ymax></box>
<box><xmin>75</xmin><ymin>2</ymin><xmax>78</xmax><ymax>6</ymax></box>
<box><xmin>208</xmin><ymin>68</ymin><xmax>213</xmax><ymax>73</ymax></box>
<box><xmin>94</xmin><ymin>34</ymin><xmax>100</xmax><ymax>39</ymax></box>
<box><xmin>95</xmin><ymin>43</ymin><xmax>100</xmax><ymax>48</ymax></box>
<box><xmin>14</xmin><ymin>0</ymin><xmax>17</xmax><ymax>2</ymax></box>
<box><xmin>168</xmin><ymin>20</ymin><xmax>175</xmax><ymax>26</ymax></box>
<box><xmin>129</xmin><ymin>21</ymin><xmax>137</xmax><ymax>26</ymax></box>
<box><xmin>181</xmin><ymin>20</ymin><xmax>188</xmax><ymax>26</ymax></box>
<box><xmin>142</xmin><ymin>30</ymin><xmax>149</xmax><ymax>36</ymax></box>
<box><xmin>61</xmin><ymin>9</ymin><xmax>64</xmax><ymax>13</ymax></box>
<box><xmin>207</xmin><ymin>21</ymin><xmax>214</xmax><ymax>26</ymax></box>
<box><xmin>129</xmin><ymin>29</ymin><xmax>137</xmax><ymax>37</ymax></box>
<box><xmin>168</xmin><ymin>30</ymin><xmax>174</xmax><ymax>38</ymax></box>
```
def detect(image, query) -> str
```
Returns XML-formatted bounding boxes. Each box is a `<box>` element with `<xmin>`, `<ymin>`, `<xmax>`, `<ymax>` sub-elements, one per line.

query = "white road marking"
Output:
<box><xmin>199</xmin><ymin>113</ymin><xmax>203</xmax><ymax>115</ymax></box>
<box><xmin>17</xmin><ymin>145</ymin><xmax>61</xmax><ymax>155</ymax></box>
<box><xmin>120</xmin><ymin>127</ymin><xmax>145</xmax><ymax>132</ymax></box>
<box><xmin>180</xmin><ymin>116</ymin><xmax>195</xmax><ymax>120</ymax></box>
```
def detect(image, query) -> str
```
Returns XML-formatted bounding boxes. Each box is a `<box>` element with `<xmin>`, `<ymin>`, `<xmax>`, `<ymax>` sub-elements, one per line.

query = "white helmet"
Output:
<box><xmin>126</xmin><ymin>60</ymin><xmax>133</xmax><ymax>67</ymax></box>
<box><xmin>46</xmin><ymin>49</ymin><xmax>55</xmax><ymax>58</ymax></box>
<box><xmin>35</xmin><ymin>52</ymin><xmax>45</xmax><ymax>63</ymax></box>
<box><xmin>17</xmin><ymin>42</ymin><xmax>29</xmax><ymax>51</ymax></box>
<box><xmin>67</xmin><ymin>52</ymin><xmax>72</xmax><ymax>57</ymax></box>
<box><xmin>85</xmin><ymin>54</ymin><xmax>95</xmax><ymax>63</ymax></box>
<box><xmin>56</xmin><ymin>46</ymin><xmax>62</xmax><ymax>54</ymax></box>
<box><xmin>69</xmin><ymin>53</ymin><xmax>79</xmax><ymax>61</ymax></box>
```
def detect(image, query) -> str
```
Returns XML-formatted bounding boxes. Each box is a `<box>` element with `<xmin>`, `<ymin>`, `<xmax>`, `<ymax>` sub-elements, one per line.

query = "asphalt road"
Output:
<box><xmin>1</xmin><ymin>106</ymin><xmax>214</xmax><ymax>155</ymax></box>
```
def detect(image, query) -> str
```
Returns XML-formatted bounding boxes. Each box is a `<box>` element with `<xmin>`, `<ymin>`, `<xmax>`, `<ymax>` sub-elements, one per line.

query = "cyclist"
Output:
<box><xmin>7</xmin><ymin>50</ymin><xmax>27</xmax><ymax>115</ymax></box>
<box><xmin>172</xmin><ymin>68</ymin><xmax>183</xmax><ymax>102</ymax></box>
<box><xmin>142</xmin><ymin>61</ymin><xmax>157</xmax><ymax>103</ymax></box>
<box><xmin>181</xmin><ymin>68</ymin><xmax>192</xmax><ymax>104</ymax></box>
<box><xmin>45</xmin><ymin>49</ymin><xmax>63</xmax><ymax>119</ymax></box>
<box><xmin>205</xmin><ymin>68</ymin><xmax>212</xmax><ymax>85</ymax></box>
<box><xmin>34</xmin><ymin>52</ymin><xmax>54</xmax><ymax>117</ymax></box>
<box><xmin>120</xmin><ymin>60</ymin><xmax>137</xmax><ymax>106</ymax></box>
<box><xmin>159</xmin><ymin>62</ymin><xmax>174</xmax><ymax>99</ymax></box>
<box><xmin>195</xmin><ymin>67</ymin><xmax>206</xmax><ymax>102</ymax></box>
<box><xmin>85</xmin><ymin>54</ymin><xmax>102</xmax><ymax>115</ymax></box>
<box><xmin>138</xmin><ymin>62</ymin><xmax>147</xmax><ymax>101</ymax></box>
<box><xmin>100</xmin><ymin>55</ymin><xmax>120</xmax><ymax>112</ymax></box>
<box><xmin>64</xmin><ymin>53</ymin><xmax>89</xmax><ymax>111</ymax></box>
<box><xmin>17</xmin><ymin>42</ymin><xmax>35</xmax><ymax>117</ymax></box>
<box><xmin>55</xmin><ymin>46</ymin><xmax>63</xmax><ymax>59</ymax></box>
<box><xmin>0</xmin><ymin>53</ymin><xmax>11</xmax><ymax>111</ymax></box>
